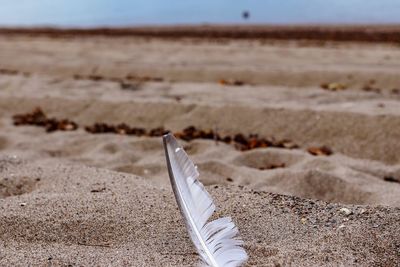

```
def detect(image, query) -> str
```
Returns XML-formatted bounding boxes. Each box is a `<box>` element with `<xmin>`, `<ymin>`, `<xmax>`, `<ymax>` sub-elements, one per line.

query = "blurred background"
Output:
<box><xmin>0</xmin><ymin>0</ymin><xmax>400</xmax><ymax>27</ymax></box>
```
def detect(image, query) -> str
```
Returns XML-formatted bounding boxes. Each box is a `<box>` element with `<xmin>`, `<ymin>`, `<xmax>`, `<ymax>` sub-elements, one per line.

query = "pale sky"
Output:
<box><xmin>0</xmin><ymin>0</ymin><xmax>399</xmax><ymax>27</ymax></box>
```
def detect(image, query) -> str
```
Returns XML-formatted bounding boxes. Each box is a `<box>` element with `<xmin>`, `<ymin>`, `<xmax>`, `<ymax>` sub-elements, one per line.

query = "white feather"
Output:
<box><xmin>163</xmin><ymin>133</ymin><xmax>248</xmax><ymax>267</ymax></box>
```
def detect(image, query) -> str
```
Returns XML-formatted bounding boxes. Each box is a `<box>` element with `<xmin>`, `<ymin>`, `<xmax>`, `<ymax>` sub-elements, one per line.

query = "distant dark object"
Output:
<box><xmin>242</xmin><ymin>11</ymin><xmax>250</xmax><ymax>20</ymax></box>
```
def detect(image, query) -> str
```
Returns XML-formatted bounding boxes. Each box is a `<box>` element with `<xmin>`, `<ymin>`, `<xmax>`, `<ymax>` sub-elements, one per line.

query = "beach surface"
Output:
<box><xmin>0</xmin><ymin>28</ymin><xmax>399</xmax><ymax>266</ymax></box>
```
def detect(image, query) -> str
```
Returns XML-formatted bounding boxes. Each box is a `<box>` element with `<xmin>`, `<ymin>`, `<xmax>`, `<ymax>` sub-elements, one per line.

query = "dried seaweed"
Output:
<box><xmin>13</xmin><ymin>109</ymin><xmax>334</xmax><ymax>154</ymax></box>
<box><xmin>219</xmin><ymin>79</ymin><xmax>246</xmax><ymax>86</ymax></box>
<box><xmin>307</xmin><ymin>146</ymin><xmax>333</xmax><ymax>156</ymax></box>
<box><xmin>320</xmin><ymin>82</ymin><xmax>347</xmax><ymax>91</ymax></box>
<box><xmin>12</xmin><ymin>108</ymin><xmax>78</xmax><ymax>132</ymax></box>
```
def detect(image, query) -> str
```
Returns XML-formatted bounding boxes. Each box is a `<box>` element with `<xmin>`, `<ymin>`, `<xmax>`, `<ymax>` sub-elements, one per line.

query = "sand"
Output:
<box><xmin>0</xmin><ymin>31</ymin><xmax>399</xmax><ymax>266</ymax></box>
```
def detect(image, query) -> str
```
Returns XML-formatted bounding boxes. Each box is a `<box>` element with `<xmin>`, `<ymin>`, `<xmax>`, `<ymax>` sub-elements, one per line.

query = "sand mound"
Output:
<box><xmin>1</xmin><ymin>119</ymin><xmax>399</xmax><ymax>207</ymax></box>
<box><xmin>0</xmin><ymin>156</ymin><xmax>399</xmax><ymax>266</ymax></box>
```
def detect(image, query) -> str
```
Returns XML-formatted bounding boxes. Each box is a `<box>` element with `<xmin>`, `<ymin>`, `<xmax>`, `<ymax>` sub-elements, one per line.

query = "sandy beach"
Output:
<box><xmin>0</xmin><ymin>28</ymin><xmax>399</xmax><ymax>266</ymax></box>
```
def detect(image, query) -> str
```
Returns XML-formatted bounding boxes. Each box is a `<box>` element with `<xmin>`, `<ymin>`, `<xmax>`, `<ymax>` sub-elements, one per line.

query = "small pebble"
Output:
<box><xmin>339</xmin><ymin>207</ymin><xmax>352</xmax><ymax>216</ymax></box>
<box><xmin>19</xmin><ymin>202</ymin><xmax>27</xmax><ymax>207</ymax></box>
<box><xmin>338</xmin><ymin>224</ymin><xmax>346</xmax><ymax>230</ymax></box>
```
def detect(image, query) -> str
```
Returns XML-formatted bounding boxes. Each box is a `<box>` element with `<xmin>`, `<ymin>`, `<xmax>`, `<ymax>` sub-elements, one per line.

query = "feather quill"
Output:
<box><xmin>163</xmin><ymin>133</ymin><xmax>248</xmax><ymax>267</ymax></box>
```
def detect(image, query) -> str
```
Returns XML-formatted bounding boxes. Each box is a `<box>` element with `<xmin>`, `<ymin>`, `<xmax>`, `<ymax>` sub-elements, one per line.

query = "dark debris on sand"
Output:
<box><xmin>73</xmin><ymin>73</ymin><xmax>164</xmax><ymax>84</ymax></box>
<box><xmin>86</xmin><ymin>123</ymin><xmax>297</xmax><ymax>151</ymax></box>
<box><xmin>218</xmin><ymin>79</ymin><xmax>246</xmax><ymax>86</ymax></box>
<box><xmin>172</xmin><ymin>126</ymin><xmax>299</xmax><ymax>151</ymax></box>
<box><xmin>85</xmin><ymin>123</ymin><xmax>299</xmax><ymax>151</ymax></box>
<box><xmin>85</xmin><ymin>123</ymin><xmax>168</xmax><ymax>137</ymax></box>
<box><xmin>307</xmin><ymin>146</ymin><xmax>333</xmax><ymax>156</ymax></box>
<box><xmin>12</xmin><ymin>108</ymin><xmax>78</xmax><ymax>133</ymax></box>
<box><xmin>12</xmin><ymin>108</ymin><xmax>336</xmax><ymax>155</ymax></box>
